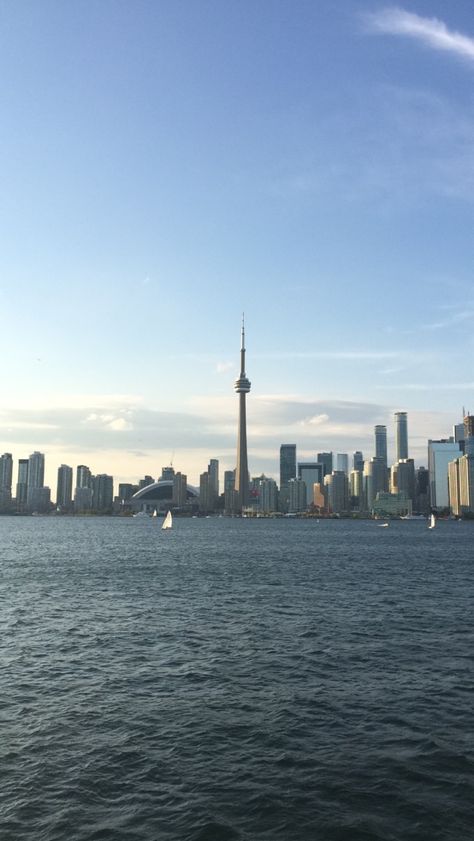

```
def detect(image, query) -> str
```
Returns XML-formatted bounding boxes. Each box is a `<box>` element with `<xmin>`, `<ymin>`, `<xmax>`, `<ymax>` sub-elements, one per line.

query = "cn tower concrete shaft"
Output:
<box><xmin>234</xmin><ymin>317</ymin><xmax>251</xmax><ymax>510</ymax></box>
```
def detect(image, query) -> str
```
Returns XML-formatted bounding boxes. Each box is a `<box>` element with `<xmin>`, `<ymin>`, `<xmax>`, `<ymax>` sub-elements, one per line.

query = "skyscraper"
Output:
<box><xmin>280</xmin><ymin>445</ymin><xmax>297</xmax><ymax>487</ymax></box>
<box><xmin>56</xmin><ymin>464</ymin><xmax>73</xmax><ymax>510</ymax></box>
<box><xmin>335</xmin><ymin>453</ymin><xmax>349</xmax><ymax>475</ymax></box>
<box><xmin>0</xmin><ymin>453</ymin><xmax>13</xmax><ymax>512</ymax></box>
<box><xmin>27</xmin><ymin>451</ymin><xmax>50</xmax><ymax>512</ymax></box>
<box><xmin>395</xmin><ymin>412</ymin><xmax>408</xmax><ymax>461</ymax></box>
<box><xmin>16</xmin><ymin>458</ymin><xmax>29</xmax><ymax>512</ymax></box>
<box><xmin>353</xmin><ymin>451</ymin><xmax>364</xmax><ymax>473</ymax></box>
<box><xmin>234</xmin><ymin>316</ymin><xmax>251</xmax><ymax>511</ymax></box>
<box><xmin>374</xmin><ymin>425</ymin><xmax>387</xmax><ymax>466</ymax></box>
<box><xmin>317</xmin><ymin>452</ymin><xmax>333</xmax><ymax>477</ymax></box>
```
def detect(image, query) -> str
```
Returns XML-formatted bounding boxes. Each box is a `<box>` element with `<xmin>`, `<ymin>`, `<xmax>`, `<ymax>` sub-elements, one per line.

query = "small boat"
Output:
<box><xmin>162</xmin><ymin>510</ymin><xmax>173</xmax><ymax>530</ymax></box>
<box><xmin>133</xmin><ymin>508</ymin><xmax>149</xmax><ymax>519</ymax></box>
<box><xmin>378</xmin><ymin>523</ymin><xmax>389</xmax><ymax>528</ymax></box>
<box><xmin>428</xmin><ymin>513</ymin><xmax>436</xmax><ymax>529</ymax></box>
<box><xmin>152</xmin><ymin>509</ymin><xmax>158</xmax><ymax>518</ymax></box>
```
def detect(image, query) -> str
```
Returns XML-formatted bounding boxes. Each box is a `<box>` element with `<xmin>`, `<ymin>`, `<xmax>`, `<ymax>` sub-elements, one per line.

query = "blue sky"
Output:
<box><xmin>0</xmin><ymin>1</ymin><xmax>473</xmax><ymax>488</ymax></box>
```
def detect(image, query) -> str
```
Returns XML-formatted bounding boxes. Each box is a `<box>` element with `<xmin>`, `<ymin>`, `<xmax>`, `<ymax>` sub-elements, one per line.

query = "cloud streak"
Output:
<box><xmin>364</xmin><ymin>7</ymin><xmax>474</xmax><ymax>62</ymax></box>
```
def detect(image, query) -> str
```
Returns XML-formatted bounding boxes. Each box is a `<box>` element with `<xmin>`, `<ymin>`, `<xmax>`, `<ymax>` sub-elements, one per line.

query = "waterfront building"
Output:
<box><xmin>448</xmin><ymin>454</ymin><xmax>474</xmax><ymax>516</ymax></box>
<box><xmin>27</xmin><ymin>452</ymin><xmax>49</xmax><ymax>512</ymax></box>
<box><xmin>172</xmin><ymin>472</ymin><xmax>187</xmax><ymax>508</ymax></box>
<box><xmin>350</xmin><ymin>469</ymin><xmax>364</xmax><ymax>510</ymax></box>
<box><xmin>374</xmin><ymin>425</ymin><xmax>387</xmax><ymax>467</ymax></box>
<box><xmin>298</xmin><ymin>462</ymin><xmax>324</xmax><ymax>507</ymax></box>
<box><xmin>415</xmin><ymin>466</ymin><xmax>430</xmax><ymax>514</ymax></box>
<box><xmin>16</xmin><ymin>458</ymin><xmax>29</xmax><ymax>512</ymax></box>
<box><xmin>395</xmin><ymin>412</ymin><xmax>408</xmax><ymax>461</ymax></box>
<box><xmin>324</xmin><ymin>471</ymin><xmax>349</xmax><ymax>515</ymax></box>
<box><xmin>251</xmin><ymin>475</ymin><xmax>278</xmax><ymax>514</ymax></box>
<box><xmin>372</xmin><ymin>491</ymin><xmax>412</xmax><ymax>518</ymax></box>
<box><xmin>390</xmin><ymin>458</ymin><xmax>415</xmax><ymax>503</ymax></box>
<box><xmin>317</xmin><ymin>452</ymin><xmax>333</xmax><ymax>478</ymax></box>
<box><xmin>280</xmin><ymin>445</ymin><xmax>296</xmax><ymax>486</ymax></box>
<box><xmin>56</xmin><ymin>464</ymin><xmax>73</xmax><ymax>511</ymax></box>
<box><xmin>364</xmin><ymin>457</ymin><xmax>387</xmax><ymax>512</ymax></box>
<box><xmin>92</xmin><ymin>474</ymin><xmax>114</xmax><ymax>513</ymax></box>
<box><xmin>428</xmin><ymin>440</ymin><xmax>460</xmax><ymax>510</ymax></box>
<box><xmin>208</xmin><ymin>459</ymin><xmax>219</xmax><ymax>507</ymax></box>
<box><xmin>76</xmin><ymin>464</ymin><xmax>92</xmax><ymax>489</ymax></box>
<box><xmin>74</xmin><ymin>486</ymin><xmax>93</xmax><ymax>513</ymax></box>
<box><xmin>199</xmin><ymin>471</ymin><xmax>210</xmax><ymax>512</ymax></box>
<box><xmin>234</xmin><ymin>317</ymin><xmax>251</xmax><ymax>512</ymax></box>
<box><xmin>118</xmin><ymin>483</ymin><xmax>136</xmax><ymax>502</ymax></box>
<box><xmin>313</xmin><ymin>483</ymin><xmax>326</xmax><ymax>512</ymax></box>
<box><xmin>335</xmin><ymin>453</ymin><xmax>349</xmax><ymax>475</ymax></box>
<box><xmin>288</xmin><ymin>478</ymin><xmax>307</xmax><ymax>513</ymax></box>
<box><xmin>224</xmin><ymin>469</ymin><xmax>236</xmax><ymax>514</ymax></box>
<box><xmin>0</xmin><ymin>453</ymin><xmax>13</xmax><ymax>512</ymax></box>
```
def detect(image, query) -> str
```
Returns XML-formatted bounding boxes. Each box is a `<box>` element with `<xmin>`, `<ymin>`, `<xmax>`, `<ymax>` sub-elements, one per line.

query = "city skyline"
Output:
<box><xmin>0</xmin><ymin>2</ymin><xmax>473</xmax><ymax>487</ymax></box>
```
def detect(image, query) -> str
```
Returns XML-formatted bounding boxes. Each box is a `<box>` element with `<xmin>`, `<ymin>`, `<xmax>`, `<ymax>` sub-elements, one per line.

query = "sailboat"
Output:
<box><xmin>152</xmin><ymin>509</ymin><xmax>158</xmax><ymax>518</ymax></box>
<box><xmin>162</xmin><ymin>510</ymin><xmax>173</xmax><ymax>530</ymax></box>
<box><xmin>428</xmin><ymin>513</ymin><xmax>436</xmax><ymax>529</ymax></box>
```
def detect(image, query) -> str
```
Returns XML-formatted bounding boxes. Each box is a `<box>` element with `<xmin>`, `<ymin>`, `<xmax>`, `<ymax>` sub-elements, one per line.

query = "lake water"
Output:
<box><xmin>1</xmin><ymin>517</ymin><xmax>473</xmax><ymax>840</ymax></box>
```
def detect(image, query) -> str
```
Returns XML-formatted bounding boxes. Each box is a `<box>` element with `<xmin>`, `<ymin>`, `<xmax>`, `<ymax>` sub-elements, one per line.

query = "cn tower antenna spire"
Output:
<box><xmin>234</xmin><ymin>315</ymin><xmax>251</xmax><ymax>513</ymax></box>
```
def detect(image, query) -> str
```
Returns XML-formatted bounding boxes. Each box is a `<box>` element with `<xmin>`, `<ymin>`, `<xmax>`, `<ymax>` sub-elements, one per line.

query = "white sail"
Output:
<box><xmin>429</xmin><ymin>513</ymin><xmax>436</xmax><ymax>529</ymax></box>
<box><xmin>162</xmin><ymin>510</ymin><xmax>172</xmax><ymax>530</ymax></box>
<box><xmin>152</xmin><ymin>509</ymin><xmax>157</xmax><ymax>518</ymax></box>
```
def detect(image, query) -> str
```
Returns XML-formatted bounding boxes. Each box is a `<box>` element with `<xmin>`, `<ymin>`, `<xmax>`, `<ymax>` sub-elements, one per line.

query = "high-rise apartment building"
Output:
<box><xmin>0</xmin><ymin>453</ymin><xmax>13</xmax><ymax>512</ymax></box>
<box><xmin>364</xmin><ymin>457</ymin><xmax>388</xmax><ymax>512</ymax></box>
<box><xmin>448</xmin><ymin>455</ymin><xmax>474</xmax><ymax>516</ymax></box>
<box><xmin>464</xmin><ymin>414</ymin><xmax>474</xmax><ymax>456</ymax></box>
<box><xmin>172</xmin><ymin>472</ymin><xmax>187</xmax><ymax>508</ymax></box>
<box><xmin>234</xmin><ymin>317</ymin><xmax>251</xmax><ymax>511</ymax></box>
<box><xmin>16</xmin><ymin>458</ymin><xmax>29</xmax><ymax>512</ymax></box>
<box><xmin>56</xmin><ymin>464</ymin><xmax>73</xmax><ymax>510</ymax></box>
<box><xmin>395</xmin><ymin>412</ymin><xmax>408</xmax><ymax>461</ymax></box>
<box><xmin>288</xmin><ymin>478</ymin><xmax>307</xmax><ymax>513</ymax></box>
<box><xmin>208</xmin><ymin>459</ymin><xmax>219</xmax><ymax>505</ymax></box>
<box><xmin>92</xmin><ymin>474</ymin><xmax>114</xmax><ymax>512</ymax></box>
<box><xmin>76</xmin><ymin>465</ymin><xmax>92</xmax><ymax>489</ymax></box>
<box><xmin>324</xmin><ymin>471</ymin><xmax>349</xmax><ymax>515</ymax></box>
<box><xmin>27</xmin><ymin>451</ymin><xmax>50</xmax><ymax>513</ymax></box>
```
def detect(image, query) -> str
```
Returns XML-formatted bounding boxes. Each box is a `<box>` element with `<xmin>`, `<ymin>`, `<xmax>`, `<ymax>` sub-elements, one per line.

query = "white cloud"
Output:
<box><xmin>364</xmin><ymin>7</ymin><xmax>474</xmax><ymax>62</ymax></box>
<box><xmin>216</xmin><ymin>361</ymin><xmax>234</xmax><ymax>373</ymax></box>
<box><xmin>108</xmin><ymin>418</ymin><xmax>133</xmax><ymax>431</ymax></box>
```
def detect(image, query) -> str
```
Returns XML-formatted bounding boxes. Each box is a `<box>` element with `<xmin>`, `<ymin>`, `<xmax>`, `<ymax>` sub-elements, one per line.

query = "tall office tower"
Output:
<box><xmin>92</xmin><ymin>474</ymin><xmax>114</xmax><ymax>512</ymax></box>
<box><xmin>428</xmin><ymin>439</ymin><xmax>460</xmax><ymax>510</ymax></box>
<box><xmin>224</xmin><ymin>469</ymin><xmax>235</xmax><ymax>514</ymax></box>
<box><xmin>324</xmin><ymin>471</ymin><xmax>349</xmax><ymax>515</ymax></box>
<box><xmin>391</xmin><ymin>458</ymin><xmax>415</xmax><ymax>502</ymax></box>
<box><xmin>234</xmin><ymin>317</ymin><xmax>251</xmax><ymax>511</ymax></box>
<box><xmin>458</xmin><ymin>454</ymin><xmax>474</xmax><ymax>514</ymax></box>
<box><xmin>350</xmin><ymin>469</ymin><xmax>364</xmax><ymax>510</ymax></box>
<box><xmin>16</xmin><ymin>458</ymin><xmax>29</xmax><ymax>512</ymax></box>
<box><xmin>0</xmin><ymin>453</ymin><xmax>13</xmax><ymax>512</ymax></box>
<box><xmin>172</xmin><ymin>472</ymin><xmax>187</xmax><ymax>508</ymax></box>
<box><xmin>375</xmin><ymin>425</ymin><xmax>388</xmax><ymax>466</ymax></box>
<box><xmin>335</xmin><ymin>453</ymin><xmax>349</xmax><ymax>475</ymax></box>
<box><xmin>76</xmin><ymin>464</ymin><xmax>92</xmax><ymax>489</ymax></box>
<box><xmin>453</xmin><ymin>422</ymin><xmax>465</xmax><ymax>452</ymax></box>
<box><xmin>56</xmin><ymin>464</ymin><xmax>73</xmax><ymax>510</ymax></box>
<box><xmin>353</xmin><ymin>451</ymin><xmax>364</xmax><ymax>473</ymax></box>
<box><xmin>364</xmin><ymin>457</ymin><xmax>388</xmax><ymax>512</ymax></box>
<box><xmin>415</xmin><ymin>466</ymin><xmax>430</xmax><ymax>514</ymax></box>
<box><xmin>208</xmin><ymin>459</ymin><xmax>219</xmax><ymax>504</ymax></box>
<box><xmin>464</xmin><ymin>414</ymin><xmax>474</xmax><ymax>456</ymax></box>
<box><xmin>298</xmin><ymin>462</ymin><xmax>324</xmax><ymax>507</ymax></box>
<box><xmin>280</xmin><ymin>445</ymin><xmax>297</xmax><ymax>487</ymax></box>
<box><xmin>317</xmin><ymin>452</ymin><xmax>333</xmax><ymax>477</ymax></box>
<box><xmin>395</xmin><ymin>412</ymin><xmax>408</xmax><ymax>461</ymax></box>
<box><xmin>448</xmin><ymin>459</ymin><xmax>461</xmax><ymax>517</ymax></box>
<box><xmin>199</xmin><ymin>471</ymin><xmax>210</xmax><ymax>512</ymax></box>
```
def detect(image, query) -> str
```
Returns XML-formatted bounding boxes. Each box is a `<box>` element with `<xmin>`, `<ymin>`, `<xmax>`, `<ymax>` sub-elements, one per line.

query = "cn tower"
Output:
<box><xmin>234</xmin><ymin>315</ymin><xmax>251</xmax><ymax>511</ymax></box>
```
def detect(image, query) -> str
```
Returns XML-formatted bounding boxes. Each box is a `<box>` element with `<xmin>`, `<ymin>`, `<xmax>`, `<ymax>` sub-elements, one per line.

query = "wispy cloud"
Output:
<box><xmin>364</xmin><ymin>7</ymin><xmax>474</xmax><ymax>62</ymax></box>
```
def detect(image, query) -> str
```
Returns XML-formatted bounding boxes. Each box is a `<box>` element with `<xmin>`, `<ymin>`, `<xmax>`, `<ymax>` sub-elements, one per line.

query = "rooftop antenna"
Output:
<box><xmin>170</xmin><ymin>450</ymin><xmax>174</xmax><ymax>468</ymax></box>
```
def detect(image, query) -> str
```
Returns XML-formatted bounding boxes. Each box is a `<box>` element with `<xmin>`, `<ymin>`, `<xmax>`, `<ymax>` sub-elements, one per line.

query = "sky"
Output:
<box><xmin>0</xmin><ymin>0</ymin><xmax>473</xmax><ymax>489</ymax></box>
